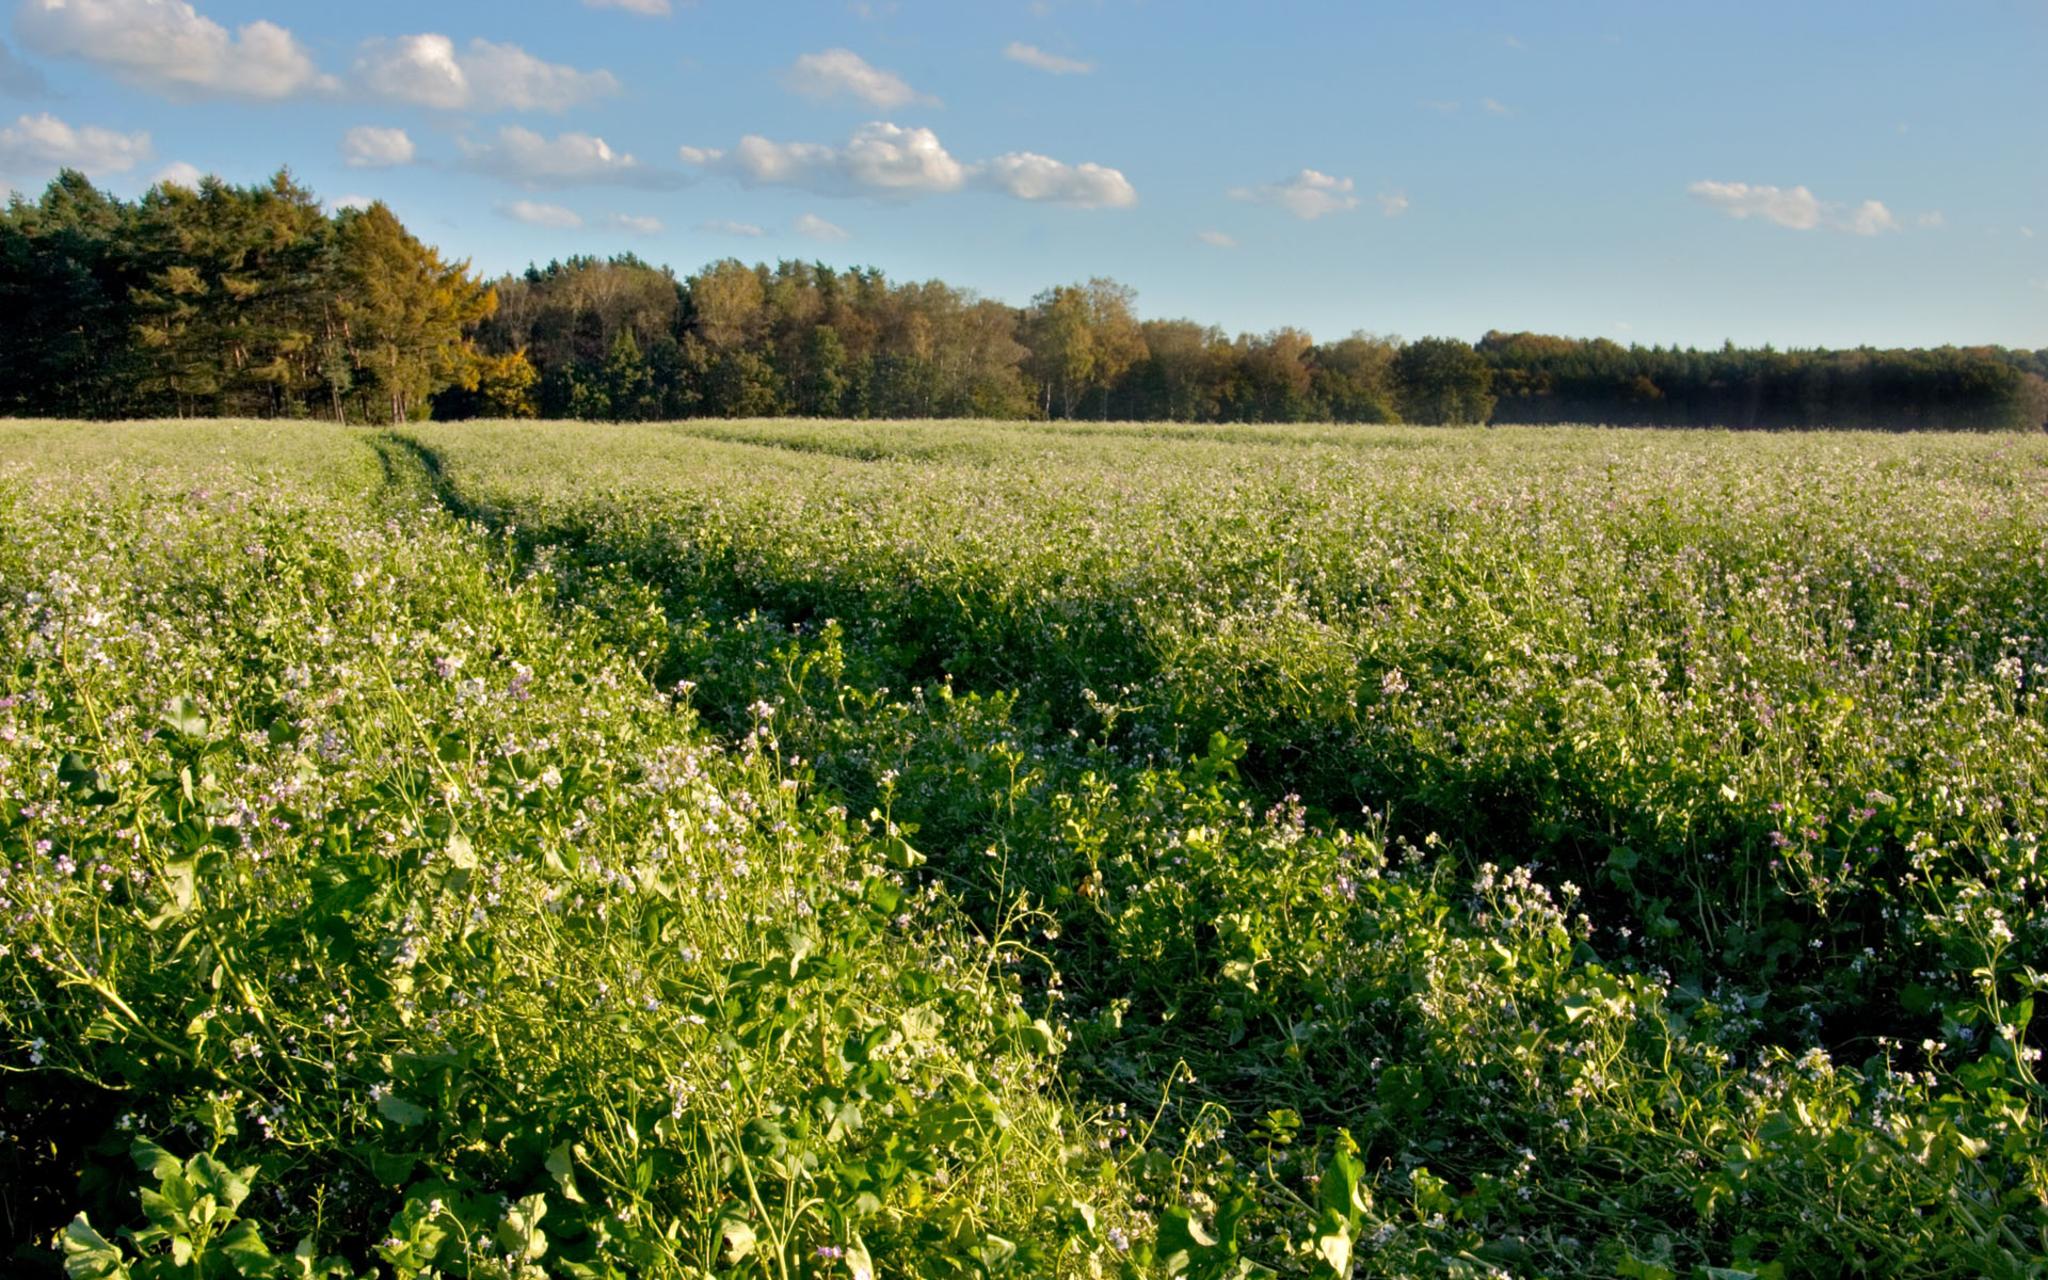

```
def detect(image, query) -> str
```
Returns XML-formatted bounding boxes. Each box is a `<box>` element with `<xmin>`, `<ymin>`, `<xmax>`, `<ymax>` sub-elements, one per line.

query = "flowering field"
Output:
<box><xmin>4</xmin><ymin>420</ymin><xmax>2046</xmax><ymax>1278</ymax></box>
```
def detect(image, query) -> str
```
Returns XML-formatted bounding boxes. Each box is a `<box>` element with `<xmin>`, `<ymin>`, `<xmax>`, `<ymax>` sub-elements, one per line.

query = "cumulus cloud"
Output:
<box><xmin>16</xmin><ymin>0</ymin><xmax>329</xmax><ymax>100</ymax></box>
<box><xmin>329</xmin><ymin>193</ymin><xmax>374</xmax><ymax>213</ymax></box>
<box><xmin>151</xmin><ymin>160</ymin><xmax>204</xmax><ymax>188</ymax></box>
<box><xmin>1687</xmin><ymin>180</ymin><xmax>1822</xmax><ymax>230</ymax></box>
<box><xmin>1196</xmin><ymin>230</ymin><xmax>1236</xmax><ymax>249</ymax></box>
<box><xmin>977</xmin><ymin>151</ymin><xmax>1135</xmax><ymax>207</ymax></box>
<box><xmin>500</xmin><ymin>199</ymin><xmax>582</xmax><ymax>229</ymax></box>
<box><xmin>698</xmin><ymin>218</ymin><xmax>766</xmax><ymax>237</ymax></box>
<box><xmin>463</xmin><ymin>126</ymin><xmax>678</xmax><ymax>189</ymax></box>
<box><xmin>584</xmin><ymin>0</ymin><xmax>671</xmax><ymax>12</ymax></box>
<box><xmin>0</xmin><ymin>38</ymin><xmax>49</xmax><ymax>97</ymax></box>
<box><xmin>682</xmin><ymin>122</ymin><xmax>1134</xmax><ymax>208</ymax></box>
<box><xmin>782</xmin><ymin>49</ymin><xmax>931</xmax><ymax>109</ymax></box>
<box><xmin>1687</xmin><ymin>181</ymin><xmax>1901</xmax><ymax>235</ymax></box>
<box><xmin>1230</xmin><ymin>169</ymin><xmax>1359</xmax><ymax>220</ymax></box>
<box><xmin>794</xmin><ymin>212</ymin><xmax>850</xmax><ymax>241</ymax></box>
<box><xmin>608</xmin><ymin>213</ymin><xmax>663</xmax><ymax>234</ymax></box>
<box><xmin>684</xmin><ymin>122</ymin><xmax>963</xmax><ymax>196</ymax></box>
<box><xmin>0</xmin><ymin>112</ymin><xmax>150</xmax><ymax>178</ymax></box>
<box><xmin>342</xmin><ymin>126</ymin><xmax>415</xmax><ymax>169</ymax></box>
<box><xmin>1003</xmin><ymin>42</ymin><xmax>1092</xmax><ymax>75</ymax></box>
<box><xmin>355</xmin><ymin>35</ymin><xmax>619</xmax><ymax>113</ymax></box>
<box><xmin>1842</xmin><ymin>199</ymin><xmax>1900</xmax><ymax>236</ymax></box>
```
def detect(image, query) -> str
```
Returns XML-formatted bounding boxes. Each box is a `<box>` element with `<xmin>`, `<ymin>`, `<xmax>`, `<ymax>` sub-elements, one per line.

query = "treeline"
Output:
<box><xmin>0</xmin><ymin>170</ymin><xmax>491</xmax><ymax>423</ymax></box>
<box><xmin>1479</xmin><ymin>332</ymin><xmax>2048</xmax><ymax>432</ymax></box>
<box><xmin>5</xmin><ymin>169</ymin><xmax>2045</xmax><ymax>429</ymax></box>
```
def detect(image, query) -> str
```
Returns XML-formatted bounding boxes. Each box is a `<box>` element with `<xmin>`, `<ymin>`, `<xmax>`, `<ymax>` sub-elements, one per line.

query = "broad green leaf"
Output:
<box><xmin>161</xmin><ymin>696</ymin><xmax>209</xmax><ymax>740</ymax></box>
<box><xmin>375</xmin><ymin>1095</ymin><xmax>429</xmax><ymax>1127</ymax></box>
<box><xmin>61</xmin><ymin>1215</ymin><xmax>129</xmax><ymax>1280</ymax></box>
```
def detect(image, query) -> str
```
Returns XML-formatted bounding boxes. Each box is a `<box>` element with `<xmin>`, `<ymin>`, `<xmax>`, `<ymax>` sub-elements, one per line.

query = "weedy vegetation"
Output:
<box><xmin>2</xmin><ymin>419</ymin><xmax>2045</xmax><ymax>1278</ymax></box>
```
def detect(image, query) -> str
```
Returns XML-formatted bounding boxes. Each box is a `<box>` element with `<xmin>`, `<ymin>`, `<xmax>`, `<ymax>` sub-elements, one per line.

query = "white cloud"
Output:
<box><xmin>794</xmin><ymin>212</ymin><xmax>850</xmax><ymax>241</ymax></box>
<box><xmin>355</xmin><ymin>35</ymin><xmax>618</xmax><ymax>113</ymax></box>
<box><xmin>463</xmin><ymin>126</ymin><xmax>676</xmax><ymax>189</ymax></box>
<box><xmin>152</xmin><ymin>160</ymin><xmax>204</xmax><ymax>188</ymax></box>
<box><xmin>1230</xmin><ymin>169</ymin><xmax>1359</xmax><ymax>220</ymax></box>
<box><xmin>500</xmin><ymin>199</ymin><xmax>582</xmax><ymax>229</ymax></box>
<box><xmin>1196</xmin><ymin>230</ymin><xmax>1236</xmax><ymax>249</ymax></box>
<box><xmin>698</xmin><ymin>218</ymin><xmax>765</xmax><ymax>236</ymax></box>
<box><xmin>584</xmin><ymin>0</ymin><xmax>671</xmax><ymax>12</ymax></box>
<box><xmin>1003</xmin><ymin>42</ymin><xmax>1092</xmax><ymax>75</ymax></box>
<box><xmin>330</xmin><ymin>194</ymin><xmax>374</xmax><ymax>213</ymax></box>
<box><xmin>1480</xmin><ymin>97</ymin><xmax>1512</xmax><ymax>116</ymax></box>
<box><xmin>977</xmin><ymin>151</ymin><xmax>1135</xmax><ymax>207</ymax></box>
<box><xmin>342</xmin><ymin>125</ymin><xmax>414</xmax><ymax>169</ymax></box>
<box><xmin>2022</xmin><ymin>226</ymin><xmax>2036</xmax><ymax>240</ymax></box>
<box><xmin>1916</xmin><ymin>210</ymin><xmax>1946</xmax><ymax>229</ymax></box>
<box><xmin>608</xmin><ymin>213</ymin><xmax>663</xmax><ymax>234</ymax></box>
<box><xmin>1843</xmin><ymin>199</ymin><xmax>1899</xmax><ymax>236</ymax></box>
<box><xmin>1688</xmin><ymin>180</ymin><xmax>1823</xmax><ymax>230</ymax></box>
<box><xmin>683</xmin><ymin>121</ymin><xmax>1135</xmax><ymax>209</ymax></box>
<box><xmin>16</xmin><ymin>0</ymin><xmax>328</xmax><ymax>100</ymax></box>
<box><xmin>1687</xmin><ymin>181</ymin><xmax>1902</xmax><ymax>235</ymax></box>
<box><xmin>685</xmin><ymin>122</ymin><xmax>964</xmax><ymax>196</ymax></box>
<box><xmin>782</xmin><ymin>48</ymin><xmax>931</xmax><ymax>109</ymax></box>
<box><xmin>0</xmin><ymin>112</ymin><xmax>150</xmax><ymax>178</ymax></box>
<box><xmin>1376</xmin><ymin>191</ymin><xmax>1409</xmax><ymax>217</ymax></box>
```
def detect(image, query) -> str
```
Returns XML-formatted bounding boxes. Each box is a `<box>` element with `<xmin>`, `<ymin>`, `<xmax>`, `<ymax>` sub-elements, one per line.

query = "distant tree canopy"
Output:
<box><xmin>4</xmin><ymin>170</ymin><xmax>2045</xmax><ymax>430</ymax></box>
<box><xmin>1476</xmin><ymin>331</ymin><xmax>2048</xmax><ymax>431</ymax></box>
<box><xmin>0</xmin><ymin>170</ymin><xmax>492</xmax><ymax>423</ymax></box>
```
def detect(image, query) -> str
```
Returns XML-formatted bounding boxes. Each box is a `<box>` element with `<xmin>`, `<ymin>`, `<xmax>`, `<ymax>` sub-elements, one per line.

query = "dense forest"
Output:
<box><xmin>5</xmin><ymin>169</ymin><xmax>2046</xmax><ymax>429</ymax></box>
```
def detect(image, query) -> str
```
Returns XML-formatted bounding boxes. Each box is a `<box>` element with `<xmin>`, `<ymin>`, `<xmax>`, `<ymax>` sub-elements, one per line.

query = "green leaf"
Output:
<box><xmin>188</xmin><ymin>1151</ymin><xmax>253</xmax><ymax>1213</ymax></box>
<box><xmin>161</xmin><ymin>696</ymin><xmax>209</xmax><ymax>740</ymax></box>
<box><xmin>496</xmin><ymin>1194</ymin><xmax>548</xmax><ymax>1262</ymax></box>
<box><xmin>129</xmin><ymin>1139</ymin><xmax>183</xmax><ymax>1183</ymax></box>
<box><xmin>61</xmin><ymin>1215</ymin><xmax>130</xmax><ymax>1280</ymax></box>
<box><xmin>218</xmin><ymin>1219</ymin><xmax>278</xmax><ymax>1278</ymax></box>
<box><xmin>545</xmin><ymin>1141</ymin><xmax>587</xmax><ymax>1205</ymax></box>
<box><xmin>375</xmin><ymin>1095</ymin><xmax>429</xmax><ymax>1127</ymax></box>
<box><xmin>1312</xmin><ymin>1210</ymin><xmax>1355</xmax><ymax>1279</ymax></box>
<box><xmin>717</xmin><ymin>1216</ymin><xmax>756</xmax><ymax>1265</ymax></box>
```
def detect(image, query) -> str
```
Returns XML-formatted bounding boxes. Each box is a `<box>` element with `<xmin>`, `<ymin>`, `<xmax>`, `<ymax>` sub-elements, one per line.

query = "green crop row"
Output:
<box><xmin>3</xmin><ymin>419</ymin><xmax>2045</xmax><ymax>1278</ymax></box>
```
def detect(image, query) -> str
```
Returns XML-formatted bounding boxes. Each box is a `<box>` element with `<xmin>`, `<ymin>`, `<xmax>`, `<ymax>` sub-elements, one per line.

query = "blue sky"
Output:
<box><xmin>1</xmin><ymin>0</ymin><xmax>2042</xmax><ymax>349</ymax></box>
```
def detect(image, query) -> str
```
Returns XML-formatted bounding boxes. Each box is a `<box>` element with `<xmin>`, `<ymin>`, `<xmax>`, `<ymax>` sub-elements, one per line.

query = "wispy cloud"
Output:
<box><xmin>1004</xmin><ymin>42</ymin><xmax>1092</xmax><ymax>75</ymax></box>
<box><xmin>584</xmin><ymin>0</ymin><xmax>672</xmax><ymax>14</ymax></box>
<box><xmin>681</xmin><ymin>121</ymin><xmax>1135</xmax><ymax>208</ymax></box>
<box><xmin>608</xmin><ymin>213</ymin><xmax>664</xmax><ymax>234</ymax></box>
<box><xmin>1230</xmin><ymin>169</ymin><xmax>1359</xmax><ymax>220</ymax></box>
<box><xmin>698</xmin><ymin>218</ymin><xmax>766</xmax><ymax>237</ymax></box>
<box><xmin>1376</xmin><ymin>191</ymin><xmax>1410</xmax><ymax>217</ymax></box>
<box><xmin>464</xmin><ymin>126</ymin><xmax>680</xmax><ymax>189</ymax></box>
<box><xmin>1196</xmin><ymin>230</ymin><xmax>1237</xmax><ymax>249</ymax></box>
<box><xmin>794</xmin><ymin>212</ymin><xmax>851</xmax><ymax>241</ymax></box>
<box><xmin>499</xmin><ymin>199</ymin><xmax>582</xmax><ymax>229</ymax></box>
<box><xmin>1688</xmin><ymin>180</ymin><xmax>1901</xmax><ymax>236</ymax></box>
<box><xmin>782</xmin><ymin>48</ymin><xmax>933</xmax><ymax>109</ymax></box>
